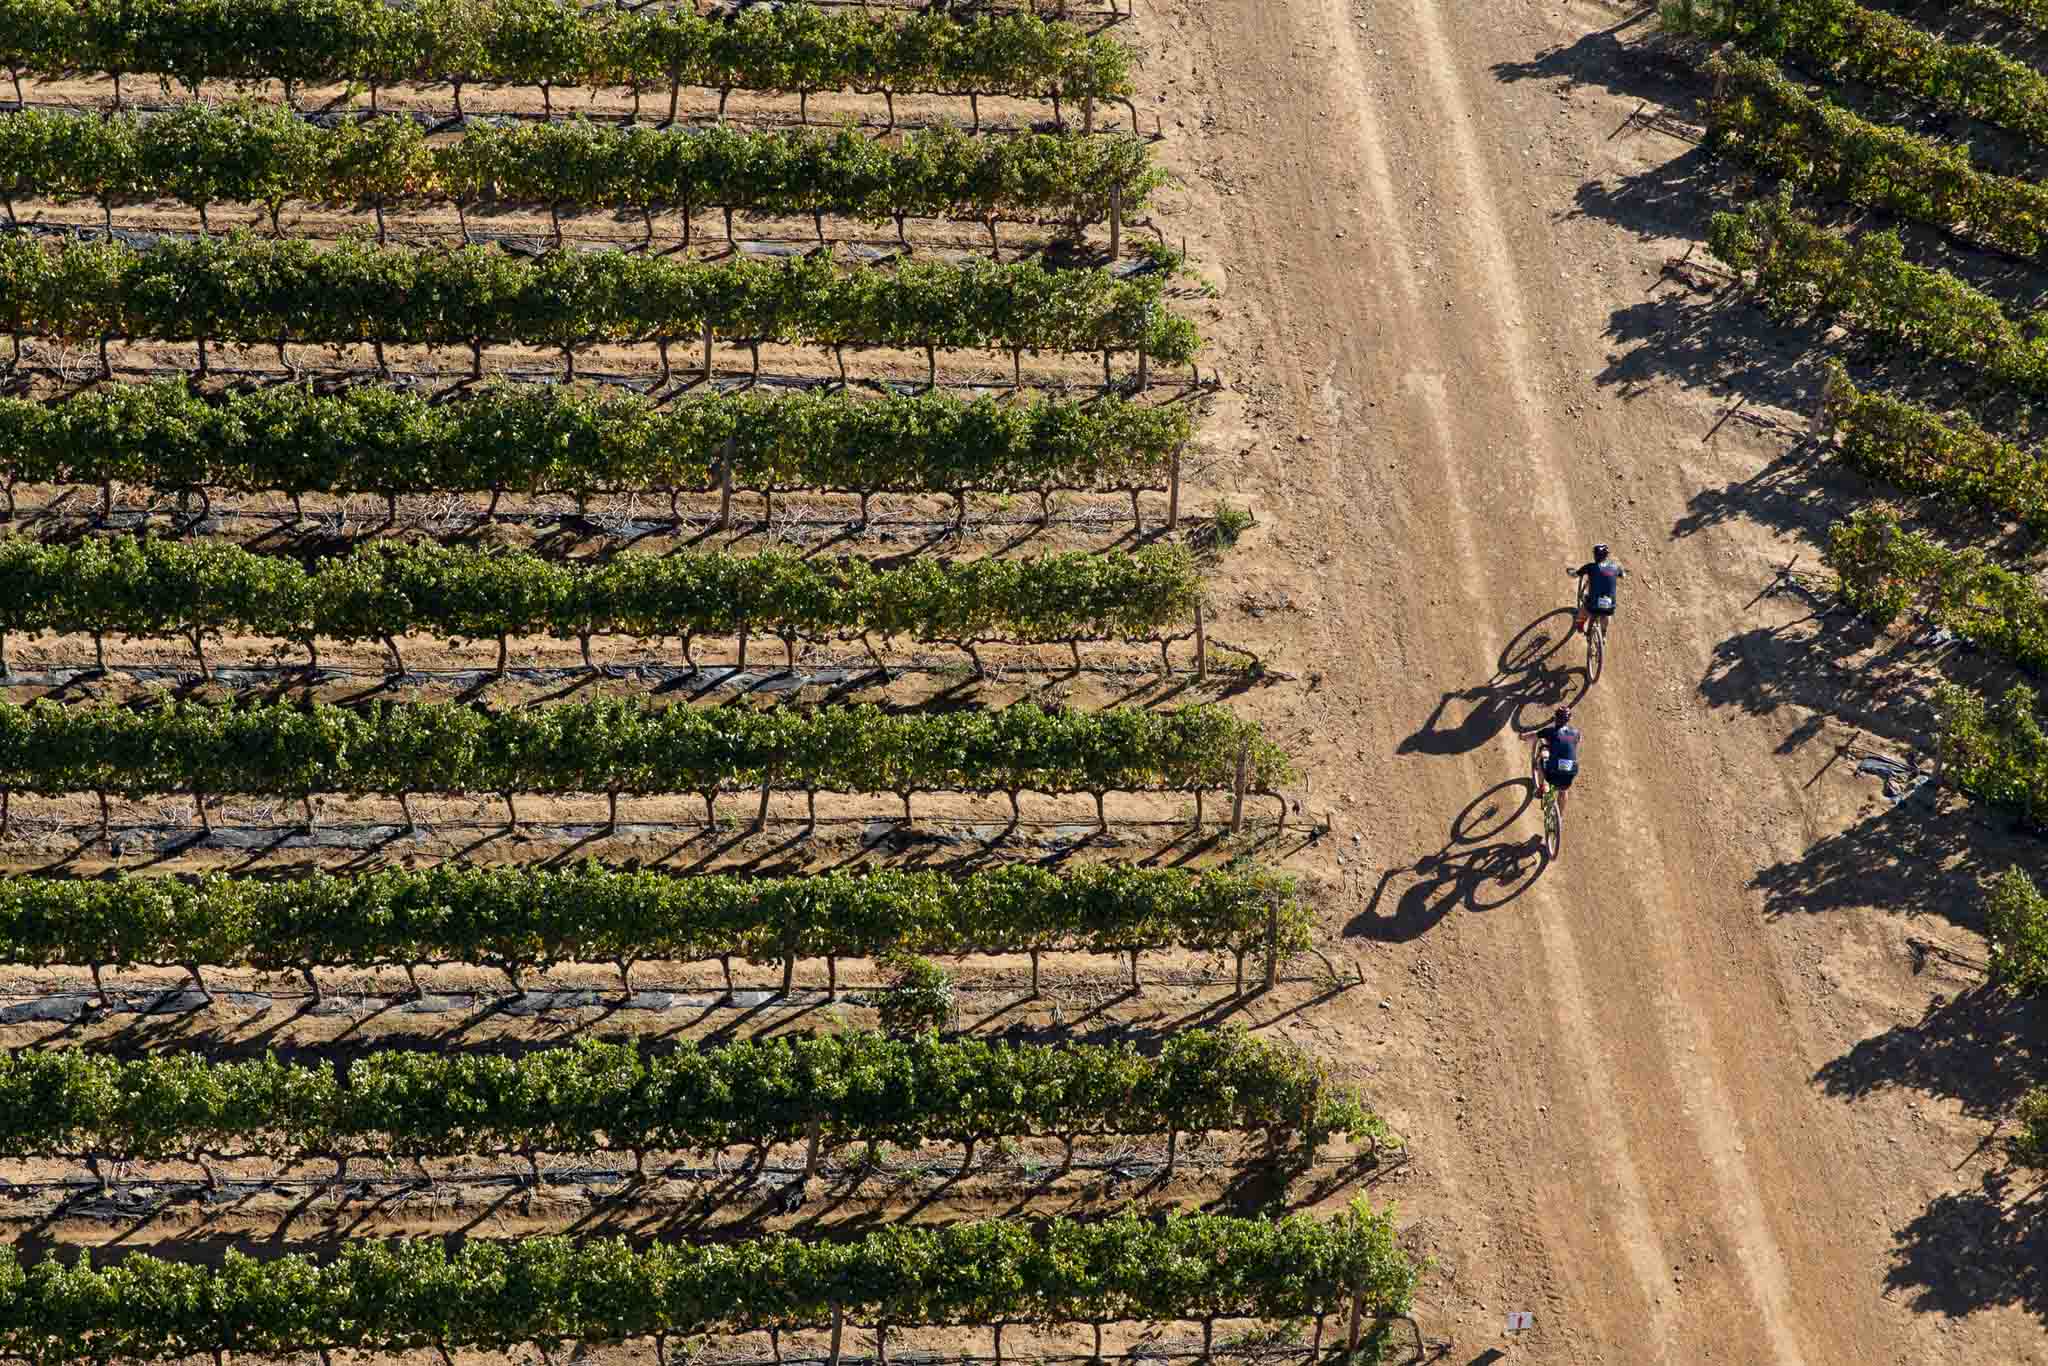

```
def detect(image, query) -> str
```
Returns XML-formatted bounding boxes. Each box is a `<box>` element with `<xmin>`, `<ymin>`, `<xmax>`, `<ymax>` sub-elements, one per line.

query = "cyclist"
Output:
<box><xmin>1567</xmin><ymin>543</ymin><xmax>1626</xmax><ymax>635</ymax></box>
<box><xmin>1532</xmin><ymin>706</ymin><xmax>1582</xmax><ymax>812</ymax></box>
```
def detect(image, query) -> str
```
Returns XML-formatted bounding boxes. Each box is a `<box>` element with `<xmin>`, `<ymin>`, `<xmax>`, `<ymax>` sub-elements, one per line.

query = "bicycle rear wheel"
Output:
<box><xmin>1543</xmin><ymin>789</ymin><xmax>1562</xmax><ymax>857</ymax></box>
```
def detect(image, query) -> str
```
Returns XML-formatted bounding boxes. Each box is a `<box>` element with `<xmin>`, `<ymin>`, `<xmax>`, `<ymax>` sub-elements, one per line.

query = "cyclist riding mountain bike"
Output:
<box><xmin>1568</xmin><ymin>543</ymin><xmax>1626</xmax><ymax>634</ymax></box>
<box><xmin>1534</xmin><ymin>706</ymin><xmax>1582</xmax><ymax>795</ymax></box>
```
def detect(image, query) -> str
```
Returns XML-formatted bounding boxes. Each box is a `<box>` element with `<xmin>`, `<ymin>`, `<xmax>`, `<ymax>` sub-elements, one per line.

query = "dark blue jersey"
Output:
<box><xmin>1577</xmin><ymin>558</ymin><xmax>1623</xmax><ymax>612</ymax></box>
<box><xmin>1539</xmin><ymin>723</ymin><xmax>1581</xmax><ymax>775</ymax></box>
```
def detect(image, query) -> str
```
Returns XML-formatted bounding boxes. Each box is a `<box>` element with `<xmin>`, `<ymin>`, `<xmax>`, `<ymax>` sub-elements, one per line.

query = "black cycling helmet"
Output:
<box><xmin>1553</xmin><ymin>706</ymin><xmax>1572</xmax><ymax>726</ymax></box>
<box><xmin>1592</xmin><ymin>543</ymin><xmax>1610</xmax><ymax>561</ymax></box>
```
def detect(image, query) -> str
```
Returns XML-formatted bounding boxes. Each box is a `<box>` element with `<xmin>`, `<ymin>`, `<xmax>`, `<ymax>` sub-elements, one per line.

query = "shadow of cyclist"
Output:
<box><xmin>1397</xmin><ymin>609</ymin><xmax>1587</xmax><ymax>757</ymax></box>
<box><xmin>1347</xmin><ymin>780</ymin><xmax>1551</xmax><ymax>942</ymax></box>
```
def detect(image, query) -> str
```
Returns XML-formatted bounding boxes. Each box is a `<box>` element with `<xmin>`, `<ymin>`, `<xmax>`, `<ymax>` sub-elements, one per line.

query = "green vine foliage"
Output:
<box><xmin>0</xmin><ymin>383</ymin><xmax>1190</xmax><ymax>498</ymax></box>
<box><xmin>0</xmin><ymin>232</ymin><xmax>1202</xmax><ymax>363</ymax></box>
<box><xmin>0</xmin><ymin>861</ymin><xmax>1314</xmax><ymax>974</ymax></box>
<box><xmin>1986</xmin><ymin>865</ymin><xmax>2048</xmax><ymax>994</ymax></box>
<box><xmin>0</xmin><ymin>539</ymin><xmax>1204</xmax><ymax>653</ymax></box>
<box><xmin>1708</xmin><ymin>196</ymin><xmax>2048</xmax><ymax>395</ymax></box>
<box><xmin>0</xmin><ymin>104</ymin><xmax>1166</xmax><ymax>228</ymax></box>
<box><xmin>877</xmin><ymin>954</ymin><xmax>956</xmax><ymax>1035</ymax></box>
<box><xmin>0</xmin><ymin>1208</ymin><xmax>1414</xmax><ymax>1361</ymax></box>
<box><xmin>1703</xmin><ymin>51</ymin><xmax>2048</xmax><ymax>266</ymax></box>
<box><xmin>0</xmin><ymin>1</ymin><xmax>1138</xmax><ymax>102</ymax></box>
<box><xmin>1974</xmin><ymin>0</ymin><xmax>2048</xmax><ymax>29</ymax></box>
<box><xmin>0</xmin><ymin>698</ymin><xmax>1295</xmax><ymax>801</ymax></box>
<box><xmin>1668</xmin><ymin>0</ymin><xmax>2048</xmax><ymax>152</ymax></box>
<box><xmin>0</xmin><ymin>1028</ymin><xmax>1386</xmax><ymax>1165</ymax></box>
<box><xmin>1823</xmin><ymin>507</ymin><xmax>2048</xmax><ymax>674</ymax></box>
<box><xmin>1818</xmin><ymin>363</ymin><xmax>2048</xmax><ymax>532</ymax></box>
<box><xmin>1935</xmin><ymin>680</ymin><xmax>2048</xmax><ymax>827</ymax></box>
<box><xmin>2017</xmin><ymin>1088</ymin><xmax>2048</xmax><ymax>1168</ymax></box>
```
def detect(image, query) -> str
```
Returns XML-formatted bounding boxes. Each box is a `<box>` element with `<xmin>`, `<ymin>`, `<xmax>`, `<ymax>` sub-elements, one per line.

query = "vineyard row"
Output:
<box><xmin>1938</xmin><ymin>680</ymin><xmax>2048</xmax><ymax>828</ymax></box>
<box><xmin>0</xmin><ymin>861</ymin><xmax>1310</xmax><ymax>992</ymax></box>
<box><xmin>1826</xmin><ymin>507</ymin><xmax>2048</xmax><ymax>675</ymax></box>
<box><xmin>0</xmin><ymin>1</ymin><xmax>1137</xmax><ymax>107</ymax></box>
<box><xmin>0</xmin><ymin>107</ymin><xmax>1165</xmax><ymax>236</ymax></box>
<box><xmin>1816</xmin><ymin>363</ymin><xmax>2048</xmax><ymax>534</ymax></box>
<box><xmin>0</xmin><ymin>1029</ymin><xmax>1385</xmax><ymax>1171</ymax></box>
<box><xmin>0</xmin><ymin>382</ymin><xmax>1191</xmax><ymax>502</ymax></box>
<box><xmin>0</xmin><ymin>1210</ymin><xmax>1416</xmax><ymax>1363</ymax></box>
<box><xmin>0</xmin><ymin>698</ymin><xmax>1294</xmax><ymax>816</ymax></box>
<box><xmin>1668</xmin><ymin>0</ymin><xmax>2048</xmax><ymax>153</ymax></box>
<box><xmin>1708</xmin><ymin>197</ymin><xmax>2048</xmax><ymax>397</ymax></box>
<box><xmin>1704</xmin><ymin>51</ymin><xmax>2048</xmax><ymax>268</ymax></box>
<box><xmin>0</xmin><ymin>539</ymin><xmax>1204</xmax><ymax>674</ymax></box>
<box><xmin>0</xmin><ymin>233</ymin><xmax>1202</xmax><ymax>372</ymax></box>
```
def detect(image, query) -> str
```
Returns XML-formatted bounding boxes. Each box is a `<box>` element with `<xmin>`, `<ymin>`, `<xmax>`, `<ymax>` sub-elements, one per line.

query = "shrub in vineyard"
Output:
<box><xmin>0</xmin><ymin>382</ymin><xmax>1189</xmax><ymax>499</ymax></box>
<box><xmin>0</xmin><ymin>861</ymin><xmax>1314</xmax><ymax>981</ymax></box>
<box><xmin>0</xmin><ymin>232</ymin><xmax>1202</xmax><ymax>365</ymax></box>
<box><xmin>1709</xmin><ymin>197</ymin><xmax>2048</xmax><ymax>395</ymax></box>
<box><xmin>0</xmin><ymin>1209</ymin><xmax>1415</xmax><ymax>1363</ymax></box>
<box><xmin>0</xmin><ymin>1028</ymin><xmax>1388</xmax><ymax>1169</ymax></box>
<box><xmin>1704</xmin><ymin>51</ymin><xmax>2048</xmax><ymax>266</ymax></box>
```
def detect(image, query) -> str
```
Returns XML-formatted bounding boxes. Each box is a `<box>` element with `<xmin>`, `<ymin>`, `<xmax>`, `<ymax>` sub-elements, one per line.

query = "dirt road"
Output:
<box><xmin>1148</xmin><ymin>0</ymin><xmax>2047</xmax><ymax>1360</ymax></box>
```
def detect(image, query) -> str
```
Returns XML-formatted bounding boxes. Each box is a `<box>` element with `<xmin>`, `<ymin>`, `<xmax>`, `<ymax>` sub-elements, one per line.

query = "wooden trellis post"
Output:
<box><xmin>718</xmin><ymin>439</ymin><xmax>735</xmax><ymax>531</ymax></box>
<box><xmin>1264</xmin><ymin>895</ymin><xmax>1279</xmax><ymax>989</ymax></box>
<box><xmin>1229</xmin><ymin>742</ymin><xmax>1249</xmax><ymax>834</ymax></box>
<box><xmin>1194</xmin><ymin>602</ymin><xmax>1208</xmax><ymax>679</ymax></box>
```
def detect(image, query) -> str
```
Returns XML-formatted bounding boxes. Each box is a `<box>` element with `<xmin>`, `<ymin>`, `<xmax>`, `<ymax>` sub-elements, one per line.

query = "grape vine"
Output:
<box><xmin>1708</xmin><ymin>196</ymin><xmax>2048</xmax><ymax>396</ymax></box>
<box><xmin>1935</xmin><ymin>680</ymin><xmax>2048</xmax><ymax>828</ymax></box>
<box><xmin>1986</xmin><ymin>865</ymin><xmax>2048</xmax><ymax>994</ymax></box>
<box><xmin>0</xmin><ymin>1209</ymin><xmax>1416</xmax><ymax>1363</ymax></box>
<box><xmin>0</xmin><ymin>1029</ymin><xmax>1388</xmax><ymax>1169</ymax></box>
<box><xmin>1816</xmin><ymin>363</ymin><xmax>2048</xmax><ymax>533</ymax></box>
<box><xmin>0</xmin><ymin>697</ymin><xmax>1295</xmax><ymax>807</ymax></box>
<box><xmin>1703</xmin><ymin>51</ymin><xmax>2048</xmax><ymax>267</ymax></box>
<box><xmin>0</xmin><ymin>539</ymin><xmax>1204</xmax><ymax>668</ymax></box>
<box><xmin>0</xmin><ymin>861</ymin><xmax>1311</xmax><ymax>982</ymax></box>
<box><xmin>1824</xmin><ymin>508</ymin><xmax>2048</xmax><ymax>674</ymax></box>
<box><xmin>0</xmin><ymin>1</ymin><xmax>1137</xmax><ymax>107</ymax></box>
<box><xmin>0</xmin><ymin>104</ymin><xmax>1165</xmax><ymax>234</ymax></box>
<box><xmin>0</xmin><ymin>232</ymin><xmax>1202</xmax><ymax>366</ymax></box>
<box><xmin>1667</xmin><ymin>0</ymin><xmax>2048</xmax><ymax>153</ymax></box>
<box><xmin>0</xmin><ymin>382</ymin><xmax>1190</xmax><ymax>500</ymax></box>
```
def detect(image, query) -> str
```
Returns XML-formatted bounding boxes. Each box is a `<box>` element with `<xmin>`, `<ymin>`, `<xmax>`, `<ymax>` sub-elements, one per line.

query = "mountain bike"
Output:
<box><xmin>1530</xmin><ymin>736</ymin><xmax>1566</xmax><ymax>857</ymax></box>
<box><xmin>1571</xmin><ymin>572</ymin><xmax>1614</xmax><ymax>683</ymax></box>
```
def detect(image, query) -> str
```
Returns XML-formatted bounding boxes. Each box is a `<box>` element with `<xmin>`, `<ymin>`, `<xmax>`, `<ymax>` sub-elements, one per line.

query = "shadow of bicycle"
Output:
<box><xmin>1348</xmin><ymin>780</ymin><xmax>1551</xmax><ymax>942</ymax></box>
<box><xmin>1398</xmin><ymin>609</ymin><xmax>1589</xmax><ymax>757</ymax></box>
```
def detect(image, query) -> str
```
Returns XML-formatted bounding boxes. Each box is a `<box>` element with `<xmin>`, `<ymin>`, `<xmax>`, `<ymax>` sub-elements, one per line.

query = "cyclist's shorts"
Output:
<box><xmin>1586</xmin><ymin>598</ymin><xmax>1617</xmax><ymax>618</ymax></box>
<box><xmin>1544</xmin><ymin>763</ymin><xmax>1578</xmax><ymax>790</ymax></box>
